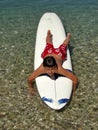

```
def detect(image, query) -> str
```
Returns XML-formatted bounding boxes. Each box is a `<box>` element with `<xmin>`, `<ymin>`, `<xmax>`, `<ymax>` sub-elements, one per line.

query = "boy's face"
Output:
<box><xmin>44</xmin><ymin>66</ymin><xmax>57</xmax><ymax>77</ymax></box>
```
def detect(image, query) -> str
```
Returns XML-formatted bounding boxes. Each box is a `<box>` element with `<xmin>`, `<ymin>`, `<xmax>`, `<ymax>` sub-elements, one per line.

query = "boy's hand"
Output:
<box><xmin>28</xmin><ymin>87</ymin><xmax>36</xmax><ymax>96</ymax></box>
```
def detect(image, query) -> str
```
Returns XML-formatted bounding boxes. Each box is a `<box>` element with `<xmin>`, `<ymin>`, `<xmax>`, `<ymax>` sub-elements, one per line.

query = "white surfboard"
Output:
<box><xmin>34</xmin><ymin>12</ymin><xmax>72</xmax><ymax>110</ymax></box>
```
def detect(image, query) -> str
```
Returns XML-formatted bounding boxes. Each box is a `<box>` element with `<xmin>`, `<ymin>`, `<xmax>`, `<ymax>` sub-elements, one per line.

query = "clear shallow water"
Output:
<box><xmin>0</xmin><ymin>0</ymin><xmax>98</xmax><ymax>130</ymax></box>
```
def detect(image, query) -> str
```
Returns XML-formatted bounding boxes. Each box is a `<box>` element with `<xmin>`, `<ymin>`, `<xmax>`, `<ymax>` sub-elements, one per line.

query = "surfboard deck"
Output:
<box><xmin>34</xmin><ymin>12</ymin><xmax>72</xmax><ymax>110</ymax></box>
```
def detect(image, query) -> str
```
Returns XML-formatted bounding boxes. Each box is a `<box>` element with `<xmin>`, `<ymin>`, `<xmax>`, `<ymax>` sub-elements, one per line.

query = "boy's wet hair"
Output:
<box><xmin>43</xmin><ymin>56</ymin><xmax>57</xmax><ymax>67</ymax></box>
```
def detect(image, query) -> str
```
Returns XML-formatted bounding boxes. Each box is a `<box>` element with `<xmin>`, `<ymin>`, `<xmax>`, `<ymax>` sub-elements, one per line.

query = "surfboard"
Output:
<box><xmin>34</xmin><ymin>12</ymin><xmax>72</xmax><ymax>110</ymax></box>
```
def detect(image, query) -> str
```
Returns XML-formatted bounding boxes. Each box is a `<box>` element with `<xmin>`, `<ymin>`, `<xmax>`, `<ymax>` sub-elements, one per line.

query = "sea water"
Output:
<box><xmin>0</xmin><ymin>0</ymin><xmax>98</xmax><ymax>129</ymax></box>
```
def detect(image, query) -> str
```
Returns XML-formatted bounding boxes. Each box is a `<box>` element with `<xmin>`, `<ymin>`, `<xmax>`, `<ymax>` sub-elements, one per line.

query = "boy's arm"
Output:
<box><xmin>58</xmin><ymin>67</ymin><xmax>78</xmax><ymax>93</ymax></box>
<box><xmin>28</xmin><ymin>64</ymin><xmax>44</xmax><ymax>95</ymax></box>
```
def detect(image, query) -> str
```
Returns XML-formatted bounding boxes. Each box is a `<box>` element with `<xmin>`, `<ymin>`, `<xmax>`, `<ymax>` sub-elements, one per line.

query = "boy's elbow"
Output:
<box><xmin>27</xmin><ymin>76</ymin><xmax>32</xmax><ymax>84</ymax></box>
<box><xmin>74</xmin><ymin>76</ymin><xmax>78</xmax><ymax>85</ymax></box>
<box><xmin>27</xmin><ymin>74</ymin><xmax>35</xmax><ymax>84</ymax></box>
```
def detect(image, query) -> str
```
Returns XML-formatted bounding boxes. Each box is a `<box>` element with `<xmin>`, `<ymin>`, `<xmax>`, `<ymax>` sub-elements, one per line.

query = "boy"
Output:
<box><xmin>28</xmin><ymin>30</ymin><xmax>78</xmax><ymax>95</ymax></box>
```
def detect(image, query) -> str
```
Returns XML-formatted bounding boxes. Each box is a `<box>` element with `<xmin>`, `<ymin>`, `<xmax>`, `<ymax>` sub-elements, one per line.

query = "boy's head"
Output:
<box><xmin>43</xmin><ymin>56</ymin><xmax>57</xmax><ymax>68</ymax></box>
<box><xmin>43</xmin><ymin>56</ymin><xmax>58</xmax><ymax>77</ymax></box>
